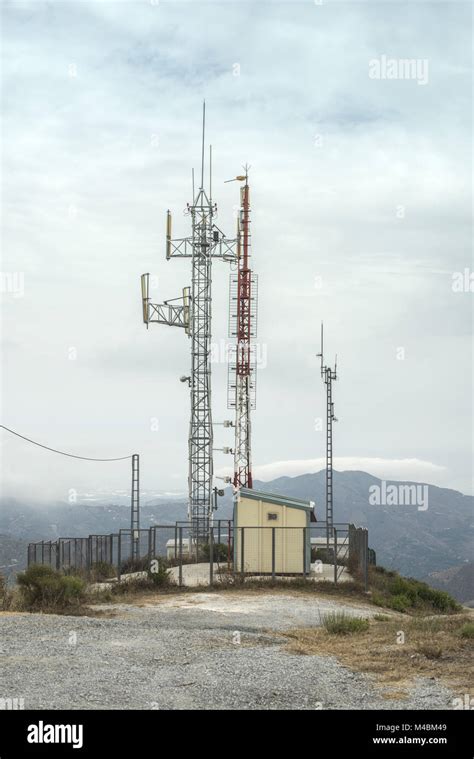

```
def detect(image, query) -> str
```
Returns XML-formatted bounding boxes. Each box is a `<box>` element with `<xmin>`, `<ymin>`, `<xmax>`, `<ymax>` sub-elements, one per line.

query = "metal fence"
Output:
<box><xmin>27</xmin><ymin>521</ymin><xmax>371</xmax><ymax>589</ymax></box>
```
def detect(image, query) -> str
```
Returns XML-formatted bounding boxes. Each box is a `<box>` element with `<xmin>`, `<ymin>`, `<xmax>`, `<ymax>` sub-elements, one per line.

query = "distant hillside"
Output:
<box><xmin>0</xmin><ymin>498</ymin><xmax>194</xmax><ymax>540</ymax></box>
<box><xmin>252</xmin><ymin>471</ymin><xmax>473</xmax><ymax>580</ymax></box>
<box><xmin>0</xmin><ymin>534</ymin><xmax>29</xmax><ymax>582</ymax></box>
<box><xmin>424</xmin><ymin>562</ymin><xmax>474</xmax><ymax>605</ymax></box>
<box><xmin>0</xmin><ymin>470</ymin><xmax>472</xmax><ymax>586</ymax></box>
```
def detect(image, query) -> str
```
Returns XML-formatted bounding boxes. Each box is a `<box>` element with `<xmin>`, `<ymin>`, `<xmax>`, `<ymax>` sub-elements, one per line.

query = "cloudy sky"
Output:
<box><xmin>1</xmin><ymin>0</ymin><xmax>472</xmax><ymax>503</ymax></box>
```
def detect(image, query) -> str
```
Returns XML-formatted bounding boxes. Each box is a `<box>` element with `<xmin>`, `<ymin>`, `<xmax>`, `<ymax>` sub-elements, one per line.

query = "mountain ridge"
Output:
<box><xmin>1</xmin><ymin>470</ymin><xmax>472</xmax><ymax>591</ymax></box>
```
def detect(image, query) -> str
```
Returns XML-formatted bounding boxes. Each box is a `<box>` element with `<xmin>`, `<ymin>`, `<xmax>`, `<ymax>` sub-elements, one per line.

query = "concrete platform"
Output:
<box><xmin>168</xmin><ymin>562</ymin><xmax>352</xmax><ymax>587</ymax></box>
<box><xmin>91</xmin><ymin>562</ymin><xmax>352</xmax><ymax>590</ymax></box>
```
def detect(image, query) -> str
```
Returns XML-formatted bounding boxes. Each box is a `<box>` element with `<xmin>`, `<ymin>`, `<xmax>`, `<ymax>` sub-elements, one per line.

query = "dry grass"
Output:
<box><xmin>281</xmin><ymin>612</ymin><xmax>474</xmax><ymax>697</ymax></box>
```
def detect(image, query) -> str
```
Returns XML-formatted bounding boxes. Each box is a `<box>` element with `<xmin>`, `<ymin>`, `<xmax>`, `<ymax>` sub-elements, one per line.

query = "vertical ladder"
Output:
<box><xmin>326</xmin><ymin>376</ymin><xmax>333</xmax><ymax>547</ymax></box>
<box><xmin>131</xmin><ymin>454</ymin><xmax>140</xmax><ymax>560</ymax></box>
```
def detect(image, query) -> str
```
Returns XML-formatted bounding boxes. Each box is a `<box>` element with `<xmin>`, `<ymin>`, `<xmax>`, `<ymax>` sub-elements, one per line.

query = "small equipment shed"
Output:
<box><xmin>233</xmin><ymin>487</ymin><xmax>315</xmax><ymax>574</ymax></box>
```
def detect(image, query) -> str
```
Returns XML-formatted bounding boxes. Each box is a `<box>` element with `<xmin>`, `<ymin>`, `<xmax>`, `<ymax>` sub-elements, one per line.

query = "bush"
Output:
<box><xmin>387</xmin><ymin>594</ymin><xmax>411</xmax><ymax>613</ymax></box>
<box><xmin>459</xmin><ymin>622</ymin><xmax>474</xmax><ymax>639</ymax></box>
<box><xmin>416</xmin><ymin>643</ymin><xmax>443</xmax><ymax>660</ymax></box>
<box><xmin>215</xmin><ymin>566</ymin><xmax>245</xmax><ymax>586</ymax></box>
<box><xmin>0</xmin><ymin>573</ymin><xmax>13</xmax><ymax>611</ymax></box>
<box><xmin>371</xmin><ymin>592</ymin><xmax>387</xmax><ymax>608</ymax></box>
<box><xmin>148</xmin><ymin>558</ymin><xmax>173</xmax><ymax>587</ymax></box>
<box><xmin>373</xmin><ymin>565</ymin><xmax>397</xmax><ymax>578</ymax></box>
<box><xmin>368</xmin><ymin>566</ymin><xmax>460</xmax><ymax>614</ymax></box>
<box><xmin>414</xmin><ymin>584</ymin><xmax>459</xmax><ymax>612</ymax></box>
<box><xmin>91</xmin><ymin>562</ymin><xmax>116</xmax><ymax>582</ymax></box>
<box><xmin>322</xmin><ymin>611</ymin><xmax>369</xmax><ymax>635</ymax></box>
<box><xmin>120</xmin><ymin>556</ymin><xmax>150</xmax><ymax>574</ymax></box>
<box><xmin>200</xmin><ymin>542</ymin><xmax>229</xmax><ymax>563</ymax></box>
<box><xmin>17</xmin><ymin>565</ymin><xmax>86</xmax><ymax>611</ymax></box>
<box><xmin>311</xmin><ymin>547</ymin><xmax>333</xmax><ymax>564</ymax></box>
<box><xmin>390</xmin><ymin>577</ymin><xmax>419</xmax><ymax>602</ymax></box>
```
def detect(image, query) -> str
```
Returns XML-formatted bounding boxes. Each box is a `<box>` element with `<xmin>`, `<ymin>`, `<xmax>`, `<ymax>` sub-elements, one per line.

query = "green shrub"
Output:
<box><xmin>372</xmin><ymin>565</ymin><xmax>397</xmax><ymax>578</ymax></box>
<box><xmin>459</xmin><ymin>622</ymin><xmax>474</xmax><ymax>639</ymax></box>
<box><xmin>368</xmin><ymin>566</ymin><xmax>460</xmax><ymax>614</ymax></box>
<box><xmin>415</xmin><ymin>585</ymin><xmax>459</xmax><ymax>612</ymax></box>
<box><xmin>371</xmin><ymin>592</ymin><xmax>387</xmax><ymax>607</ymax></box>
<box><xmin>311</xmin><ymin>547</ymin><xmax>333</xmax><ymax>564</ymax></box>
<box><xmin>387</xmin><ymin>594</ymin><xmax>411</xmax><ymax>612</ymax></box>
<box><xmin>120</xmin><ymin>556</ymin><xmax>150</xmax><ymax>574</ymax></box>
<box><xmin>322</xmin><ymin>611</ymin><xmax>369</xmax><ymax>635</ymax></box>
<box><xmin>390</xmin><ymin>577</ymin><xmax>418</xmax><ymax>602</ymax></box>
<box><xmin>200</xmin><ymin>542</ymin><xmax>229</xmax><ymax>563</ymax></box>
<box><xmin>91</xmin><ymin>562</ymin><xmax>116</xmax><ymax>582</ymax></box>
<box><xmin>148</xmin><ymin>558</ymin><xmax>173</xmax><ymax>587</ymax></box>
<box><xmin>62</xmin><ymin>566</ymin><xmax>87</xmax><ymax>578</ymax></box>
<box><xmin>373</xmin><ymin>614</ymin><xmax>390</xmax><ymax>622</ymax></box>
<box><xmin>0</xmin><ymin>573</ymin><xmax>13</xmax><ymax>611</ymax></box>
<box><xmin>17</xmin><ymin>565</ymin><xmax>86</xmax><ymax>611</ymax></box>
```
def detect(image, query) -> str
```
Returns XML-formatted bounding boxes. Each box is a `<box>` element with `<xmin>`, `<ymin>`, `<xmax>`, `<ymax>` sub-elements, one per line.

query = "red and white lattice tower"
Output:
<box><xmin>227</xmin><ymin>169</ymin><xmax>258</xmax><ymax>489</ymax></box>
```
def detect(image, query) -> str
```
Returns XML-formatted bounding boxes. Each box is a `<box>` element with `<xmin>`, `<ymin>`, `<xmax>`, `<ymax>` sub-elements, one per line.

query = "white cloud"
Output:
<box><xmin>1</xmin><ymin>1</ymin><xmax>472</xmax><ymax>501</ymax></box>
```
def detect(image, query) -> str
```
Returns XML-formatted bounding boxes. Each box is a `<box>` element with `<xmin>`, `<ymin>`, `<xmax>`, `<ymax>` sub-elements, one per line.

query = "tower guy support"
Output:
<box><xmin>317</xmin><ymin>323</ymin><xmax>338</xmax><ymax>547</ymax></box>
<box><xmin>141</xmin><ymin>104</ymin><xmax>238</xmax><ymax>539</ymax></box>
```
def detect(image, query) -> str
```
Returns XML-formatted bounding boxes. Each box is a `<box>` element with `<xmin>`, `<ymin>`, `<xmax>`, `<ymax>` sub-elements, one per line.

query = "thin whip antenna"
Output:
<box><xmin>209</xmin><ymin>145</ymin><xmax>212</xmax><ymax>200</ymax></box>
<box><xmin>317</xmin><ymin>321</ymin><xmax>324</xmax><ymax>376</ymax></box>
<box><xmin>200</xmin><ymin>100</ymin><xmax>206</xmax><ymax>189</ymax></box>
<box><xmin>192</xmin><ymin>168</ymin><xmax>195</xmax><ymax>200</ymax></box>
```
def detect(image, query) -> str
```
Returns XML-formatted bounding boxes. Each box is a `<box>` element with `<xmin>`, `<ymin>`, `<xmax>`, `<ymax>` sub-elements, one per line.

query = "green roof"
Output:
<box><xmin>239</xmin><ymin>487</ymin><xmax>314</xmax><ymax>511</ymax></box>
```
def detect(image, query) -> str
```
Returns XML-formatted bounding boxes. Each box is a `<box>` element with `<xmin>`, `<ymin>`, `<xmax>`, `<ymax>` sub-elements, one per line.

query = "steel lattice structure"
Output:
<box><xmin>227</xmin><ymin>171</ymin><xmax>258</xmax><ymax>489</ymax></box>
<box><xmin>131</xmin><ymin>454</ymin><xmax>139</xmax><ymax>559</ymax></box>
<box><xmin>141</xmin><ymin>104</ymin><xmax>237</xmax><ymax>538</ymax></box>
<box><xmin>317</xmin><ymin>323</ymin><xmax>338</xmax><ymax>547</ymax></box>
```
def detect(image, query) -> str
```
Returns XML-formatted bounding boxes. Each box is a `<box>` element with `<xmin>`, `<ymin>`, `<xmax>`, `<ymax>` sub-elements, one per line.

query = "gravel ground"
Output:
<box><xmin>0</xmin><ymin>591</ymin><xmax>456</xmax><ymax>710</ymax></box>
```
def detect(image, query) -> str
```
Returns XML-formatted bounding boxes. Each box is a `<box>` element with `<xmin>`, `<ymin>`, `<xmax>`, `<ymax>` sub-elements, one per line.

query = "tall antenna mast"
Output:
<box><xmin>316</xmin><ymin>322</ymin><xmax>338</xmax><ymax>548</ymax></box>
<box><xmin>226</xmin><ymin>166</ymin><xmax>258</xmax><ymax>489</ymax></box>
<box><xmin>140</xmin><ymin>104</ymin><xmax>238</xmax><ymax>540</ymax></box>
